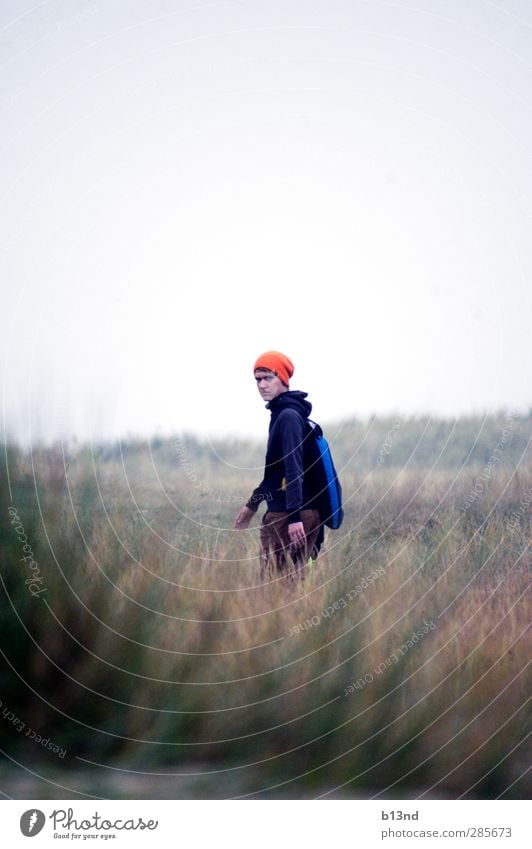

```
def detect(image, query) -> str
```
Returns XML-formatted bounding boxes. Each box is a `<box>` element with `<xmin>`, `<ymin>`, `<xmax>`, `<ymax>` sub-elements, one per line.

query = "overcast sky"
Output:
<box><xmin>1</xmin><ymin>0</ymin><xmax>531</xmax><ymax>445</ymax></box>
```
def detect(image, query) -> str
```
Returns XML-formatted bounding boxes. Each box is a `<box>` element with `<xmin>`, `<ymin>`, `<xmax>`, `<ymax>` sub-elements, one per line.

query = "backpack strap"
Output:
<box><xmin>306</xmin><ymin>418</ymin><xmax>323</xmax><ymax>438</ymax></box>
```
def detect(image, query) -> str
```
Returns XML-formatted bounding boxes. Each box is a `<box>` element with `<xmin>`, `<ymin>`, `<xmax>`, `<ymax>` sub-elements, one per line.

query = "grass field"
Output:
<box><xmin>0</xmin><ymin>413</ymin><xmax>530</xmax><ymax>799</ymax></box>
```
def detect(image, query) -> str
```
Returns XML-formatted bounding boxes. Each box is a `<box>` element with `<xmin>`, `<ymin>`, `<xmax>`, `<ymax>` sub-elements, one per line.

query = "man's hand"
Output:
<box><xmin>288</xmin><ymin>521</ymin><xmax>306</xmax><ymax>550</ymax></box>
<box><xmin>235</xmin><ymin>506</ymin><xmax>254</xmax><ymax>529</ymax></box>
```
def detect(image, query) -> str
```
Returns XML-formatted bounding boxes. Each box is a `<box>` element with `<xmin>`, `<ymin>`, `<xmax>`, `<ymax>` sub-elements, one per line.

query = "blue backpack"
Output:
<box><xmin>304</xmin><ymin>419</ymin><xmax>344</xmax><ymax>530</ymax></box>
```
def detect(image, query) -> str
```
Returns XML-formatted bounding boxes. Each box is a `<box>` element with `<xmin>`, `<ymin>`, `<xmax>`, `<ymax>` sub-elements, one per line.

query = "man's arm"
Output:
<box><xmin>279</xmin><ymin>409</ymin><xmax>305</xmax><ymax>523</ymax></box>
<box><xmin>278</xmin><ymin>410</ymin><xmax>307</xmax><ymax>549</ymax></box>
<box><xmin>245</xmin><ymin>481</ymin><xmax>267</xmax><ymax>512</ymax></box>
<box><xmin>235</xmin><ymin>479</ymin><xmax>266</xmax><ymax>529</ymax></box>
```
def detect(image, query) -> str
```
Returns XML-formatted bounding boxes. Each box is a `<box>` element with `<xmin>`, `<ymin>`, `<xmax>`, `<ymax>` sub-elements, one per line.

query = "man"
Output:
<box><xmin>234</xmin><ymin>351</ymin><xmax>323</xmax><ymax>579</ymax></box>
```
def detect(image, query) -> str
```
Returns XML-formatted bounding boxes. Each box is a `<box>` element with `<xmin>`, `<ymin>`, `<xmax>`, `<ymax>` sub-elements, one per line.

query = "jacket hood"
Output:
<box><xmin>266</xmin><ymin>390</ymin><xmax>312</xmax><ymax>419</ymax></box>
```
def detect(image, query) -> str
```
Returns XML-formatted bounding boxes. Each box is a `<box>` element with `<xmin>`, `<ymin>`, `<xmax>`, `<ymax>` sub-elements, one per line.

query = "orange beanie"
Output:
<box><xmin>253</xmin><ymin>351</ymin><xmax>294</xmax><ymax>387</ymax></box>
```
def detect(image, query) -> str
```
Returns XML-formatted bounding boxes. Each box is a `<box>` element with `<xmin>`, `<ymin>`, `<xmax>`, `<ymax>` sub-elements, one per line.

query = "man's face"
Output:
<box><xmin>254</xmin><ymin>368</ymin><xmax>288</xmax><ymax>402</ymax></box>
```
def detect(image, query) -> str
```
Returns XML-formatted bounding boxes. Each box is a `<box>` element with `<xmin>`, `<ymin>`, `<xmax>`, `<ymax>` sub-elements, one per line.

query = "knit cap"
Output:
<box><xmin>253</xmin><ymin>351</ymin><xmax>294</xmax><ymax>387</ymax></box>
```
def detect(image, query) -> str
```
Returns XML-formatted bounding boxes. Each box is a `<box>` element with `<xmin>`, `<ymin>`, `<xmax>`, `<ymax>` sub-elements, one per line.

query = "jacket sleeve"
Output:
<box><xmin>245</xmin><ymin>480</ymin><xmax>267</xmax><ymax>512</ymax></box>
<box><xmin>279</xmin><ymin>409</ymin><xmax>305</xmax><ymax>524</ymax></box>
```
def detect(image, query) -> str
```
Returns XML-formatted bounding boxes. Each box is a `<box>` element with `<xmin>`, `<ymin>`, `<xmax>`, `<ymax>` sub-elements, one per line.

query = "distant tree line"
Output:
<box><xmin>78</xmin><ymin>410</ymin><xmax>531</xmax><ymax>473</ymax></box>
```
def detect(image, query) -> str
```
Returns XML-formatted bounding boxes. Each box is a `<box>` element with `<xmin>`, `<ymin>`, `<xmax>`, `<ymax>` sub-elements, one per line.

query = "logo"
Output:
<box><xmin>20</xmin><ymin>809</ymin><xmax>46</xmax><ymax>837</ymax></box>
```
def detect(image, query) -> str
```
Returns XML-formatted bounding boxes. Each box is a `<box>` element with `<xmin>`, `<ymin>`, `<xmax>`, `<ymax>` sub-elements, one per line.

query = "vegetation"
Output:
<box><xmin>0</xmin><ymin>412</ymin><xmax>530</xmax><ymax>799</ymax></box>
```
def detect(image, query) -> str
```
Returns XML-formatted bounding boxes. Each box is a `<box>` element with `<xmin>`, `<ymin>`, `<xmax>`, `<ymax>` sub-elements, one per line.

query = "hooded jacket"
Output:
<box><xmin>245</xmin><ymin>390</ymin><xmax>319</xmax><ymax>524</ymax></box>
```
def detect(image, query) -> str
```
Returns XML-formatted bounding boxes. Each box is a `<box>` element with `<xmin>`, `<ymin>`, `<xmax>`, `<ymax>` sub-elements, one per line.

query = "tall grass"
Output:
<box><xmin>0</xmin><ymin>417</ymin><xmax>530</xmax><ymax>798</ymax></box>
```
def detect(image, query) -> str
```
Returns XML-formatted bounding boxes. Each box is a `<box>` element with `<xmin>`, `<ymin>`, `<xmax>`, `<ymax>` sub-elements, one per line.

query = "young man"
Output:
<box><xmin>234</xmin><ymin>350</ymin><xmax>323</xmax><ymax>578</ymax></box>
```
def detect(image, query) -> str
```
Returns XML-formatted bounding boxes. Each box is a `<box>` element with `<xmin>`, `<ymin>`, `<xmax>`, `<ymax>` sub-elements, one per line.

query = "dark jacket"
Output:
<box><xmin>246</xmin><ymin>390</ymin><xmax>320</xmax><ymax>524</ymax></box>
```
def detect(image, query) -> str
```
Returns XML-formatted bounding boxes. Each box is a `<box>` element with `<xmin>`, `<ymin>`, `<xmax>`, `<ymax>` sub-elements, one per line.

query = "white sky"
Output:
<box><xmin>1</xmin><ymin>0</ymin><xmax>531</xmax><ymax>444</ymax></box>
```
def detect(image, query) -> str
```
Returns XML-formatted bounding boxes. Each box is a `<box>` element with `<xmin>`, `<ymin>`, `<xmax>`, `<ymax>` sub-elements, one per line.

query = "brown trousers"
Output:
<box><xmin>259</xmin><ymin>509</ymin><xmax>322</xmax><ymax>578</ymax></box>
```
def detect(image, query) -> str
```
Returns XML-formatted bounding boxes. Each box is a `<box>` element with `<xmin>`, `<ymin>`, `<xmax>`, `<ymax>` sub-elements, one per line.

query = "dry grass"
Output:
<box><xmin>0</xmin><ymin>436</ymin><xmax>530</xmax><ymax>799</ymax></box>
